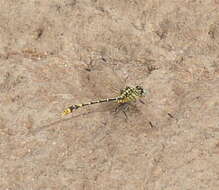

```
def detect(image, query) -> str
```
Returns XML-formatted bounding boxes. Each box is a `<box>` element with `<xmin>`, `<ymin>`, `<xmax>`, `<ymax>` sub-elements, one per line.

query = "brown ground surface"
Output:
<box><xmin>0</xmin><ymin>0</ymin><xmax>219</xmax><ymax>189</ymax></box>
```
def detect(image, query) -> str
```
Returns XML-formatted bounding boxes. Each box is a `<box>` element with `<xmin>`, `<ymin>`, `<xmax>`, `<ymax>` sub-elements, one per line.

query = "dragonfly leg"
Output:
<box><xmin>113</xmin><ymin>103</ymin><xmax>130</xmax><ymax>120</ymax></box>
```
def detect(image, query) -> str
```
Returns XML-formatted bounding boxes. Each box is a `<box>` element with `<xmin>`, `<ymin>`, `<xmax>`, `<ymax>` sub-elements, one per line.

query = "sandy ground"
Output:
<box><xmin>0</xmin><ymin>0</ymin><xmax>219</xmax><ymax>189</ymax></box>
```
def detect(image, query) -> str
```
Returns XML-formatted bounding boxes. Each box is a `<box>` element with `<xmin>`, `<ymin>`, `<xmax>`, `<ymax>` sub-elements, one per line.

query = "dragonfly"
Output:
<box><xmin>62</xmin><ymin>85</ymin><xmax>147</xmax><ymax>116</ymax></box>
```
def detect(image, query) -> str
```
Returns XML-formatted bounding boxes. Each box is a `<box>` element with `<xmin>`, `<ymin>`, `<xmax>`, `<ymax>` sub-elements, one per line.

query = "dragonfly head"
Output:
<box><xmin>135</xmin><ymin>85</ymin><xmax>148</xmax><ymax>97</ymax></box>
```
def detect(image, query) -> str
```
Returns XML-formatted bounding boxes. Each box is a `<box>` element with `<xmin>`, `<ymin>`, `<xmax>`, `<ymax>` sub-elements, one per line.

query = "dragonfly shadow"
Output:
<box><xmin>30</xmin><ymin>111</ymin><xmax>94</xmax><ymax>135</ymax></box>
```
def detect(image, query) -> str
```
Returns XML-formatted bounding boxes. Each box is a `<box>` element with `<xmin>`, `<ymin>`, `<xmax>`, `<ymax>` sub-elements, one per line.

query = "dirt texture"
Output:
<box><xmin>0</xmin><ymin>0</ymin><xmax>219</xmax><ymax>189</ymax></box>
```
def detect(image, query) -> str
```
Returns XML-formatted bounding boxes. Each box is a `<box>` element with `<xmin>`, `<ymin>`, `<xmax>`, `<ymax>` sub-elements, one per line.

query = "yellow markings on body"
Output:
<box><xmin>62</xmin><ymin>108</ymin><xmax>71</xmax><ymax>116</ymax></box>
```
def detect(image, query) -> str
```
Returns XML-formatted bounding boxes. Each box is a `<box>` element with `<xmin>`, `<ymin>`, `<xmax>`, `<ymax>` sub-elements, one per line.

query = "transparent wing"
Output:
<box><xmin>79</xmin><ymin>61</ymin><xmax>126</xmax><ymax>99</ymax></box>
<box><xmin>75</xmin><ymin>60</ymin><xmax>128</xmax><ymax>113</ymax></box>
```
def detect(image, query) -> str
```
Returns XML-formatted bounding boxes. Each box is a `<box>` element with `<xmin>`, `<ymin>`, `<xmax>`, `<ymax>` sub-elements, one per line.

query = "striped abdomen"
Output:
<box><xmin>62</xmin><ymin>97</ymin><xmax>120</xmax><ymax>115</ymax></box>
